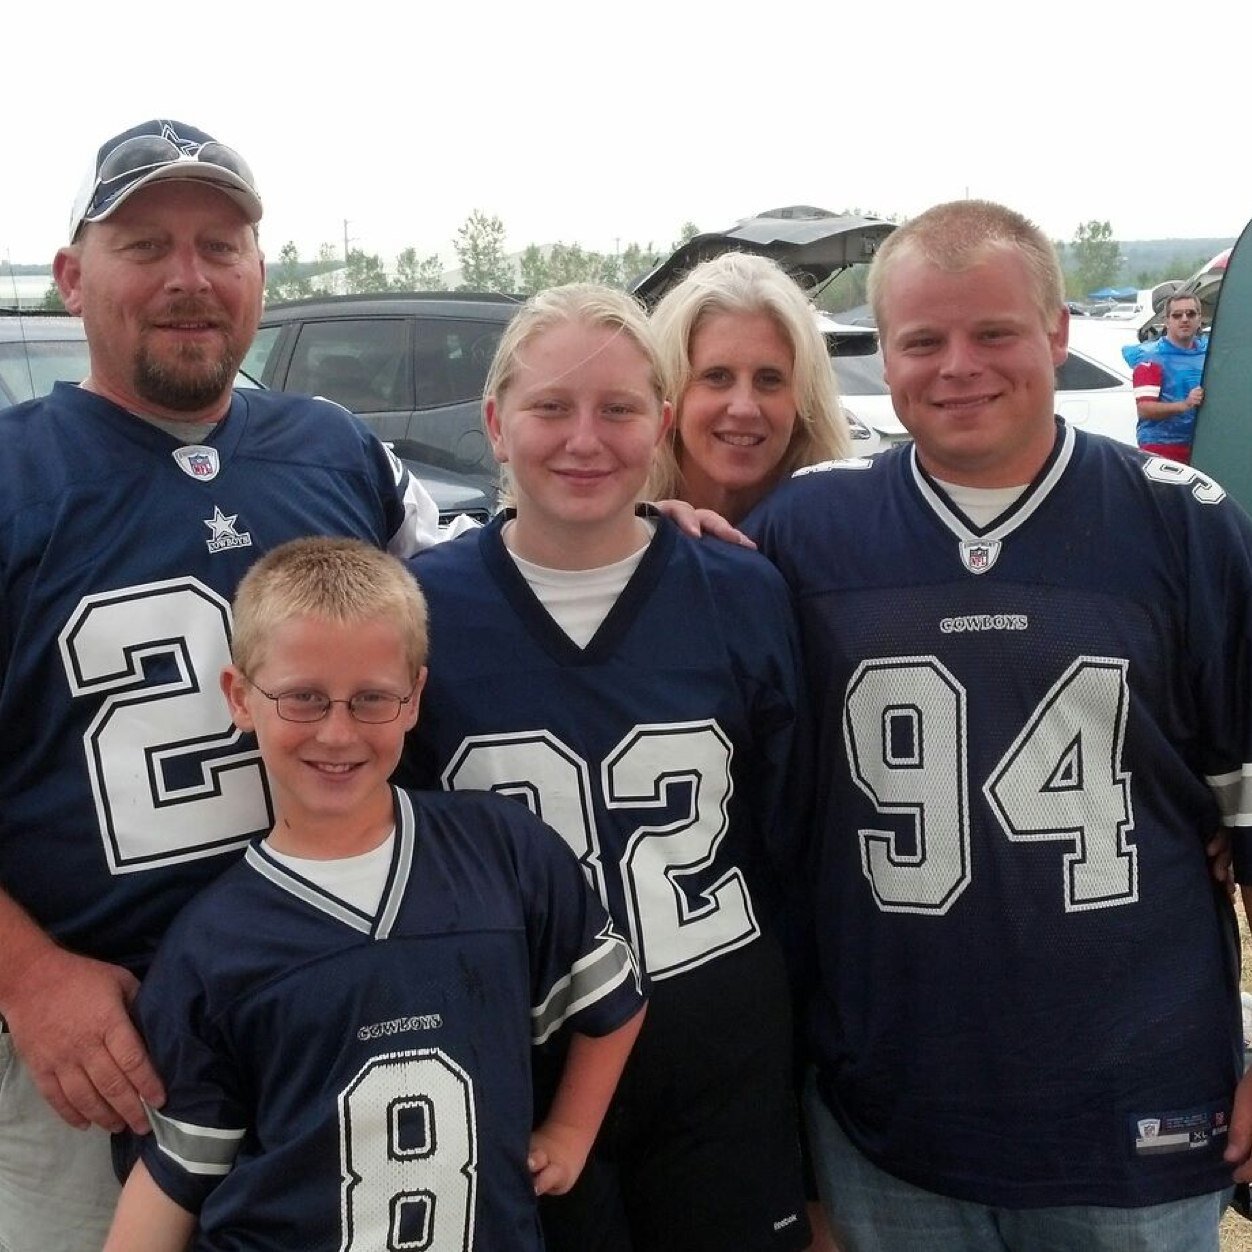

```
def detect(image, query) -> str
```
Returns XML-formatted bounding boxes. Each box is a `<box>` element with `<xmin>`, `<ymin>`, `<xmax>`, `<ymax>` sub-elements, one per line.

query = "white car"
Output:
<box><xmin>822</xmin><ymin>316</ymin><xmax>1138</xmax><ymax>449</ymax></box>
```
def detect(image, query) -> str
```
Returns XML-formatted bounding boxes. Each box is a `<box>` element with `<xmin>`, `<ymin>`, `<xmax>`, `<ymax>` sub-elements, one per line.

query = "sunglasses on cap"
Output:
<box><xmin>70</xmin><ymin>130</ymin><xmax>260</xmax><ymax>240</ymax></box>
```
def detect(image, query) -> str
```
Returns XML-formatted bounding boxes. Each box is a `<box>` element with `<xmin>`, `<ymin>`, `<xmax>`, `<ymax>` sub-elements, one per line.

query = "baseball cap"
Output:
<box><xmin>68</xmin><ymin>119</ymin><xmax>262</xmax><ymax>242</ymax></box>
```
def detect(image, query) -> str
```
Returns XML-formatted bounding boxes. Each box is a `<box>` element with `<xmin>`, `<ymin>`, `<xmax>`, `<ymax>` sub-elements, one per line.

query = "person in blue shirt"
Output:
<box><xmin>1123</xmin><ymin>292</ymin><xmax>1208</xmax><ymax>462</ymax></box>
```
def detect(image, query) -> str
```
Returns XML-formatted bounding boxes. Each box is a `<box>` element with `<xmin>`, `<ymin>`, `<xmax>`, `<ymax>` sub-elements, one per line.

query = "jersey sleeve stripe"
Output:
<box><xmin>148</xmin><ymin>1103</ymin><xmax>245</xmax><ymax>1177</ymax></box>
<box><xmin>531</xmin><ymin>936</ymin><xmax>638</xmax><ymax>1045</ymax></box>
<box><xmin>1208</xmin><ymin>766</ymin><xmax>1252</xmax><ymax>825</ymax></box>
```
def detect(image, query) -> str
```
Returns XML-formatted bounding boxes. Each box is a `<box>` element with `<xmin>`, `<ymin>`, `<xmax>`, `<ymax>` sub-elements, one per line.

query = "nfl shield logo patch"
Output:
<box><xmin>959</xmin><ymin>539</ymin><xmax>1001</xmax><ymax>574</ymax></box>
<box><xmin>174</xmin><ymin>445</ymin><xmax>221</xmax><ymax>481</ymax></box>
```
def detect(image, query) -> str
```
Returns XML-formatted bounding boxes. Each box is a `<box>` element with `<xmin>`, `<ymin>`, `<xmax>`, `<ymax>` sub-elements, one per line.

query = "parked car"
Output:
<box><xmin>0</xmin><ymin>312</ymin><xmax>91</xmax><ymax>406</ymax></box>
<box><xmin>0</xmin><ymin>310</ymin><xmax>493</xmax><ymax>524</ymax></box>
<box><xmin>247</xmin><ymin>293</ymin><xmax>521</xmax><ymax>503</ymax></box>
<box><xmin>630</xmin><ymin>204</ymin><xmax>897</xmax><ymax>305</ymax></box>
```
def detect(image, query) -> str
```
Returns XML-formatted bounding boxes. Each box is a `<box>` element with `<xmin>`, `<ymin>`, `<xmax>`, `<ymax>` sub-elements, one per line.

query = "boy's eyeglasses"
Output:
<box><xmin>242</xmin><ymin>676</ymin><xmax>417</xmax><ymax>724</ymax></box>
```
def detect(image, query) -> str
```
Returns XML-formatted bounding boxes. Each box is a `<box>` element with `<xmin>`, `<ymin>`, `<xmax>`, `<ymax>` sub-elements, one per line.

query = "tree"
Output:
<box><xmin>546</xmin><ymin>242</ymin><xmax>617</xmax><ymax>287</ymax></box>
<box><xmin>1131</xmin><ymin>254</ymin><xmax>1211</xmax><ymax>290</ymax></box>
<box><xmin>518</xmin><ymin>244</ymin><xmax>550</xmax><ymax>296</ymax></box>
<box><xmin>42</xmin><ymin>282</ymin><xmax>66</xmax><ymax>312</ymax></box>
<box><xmin>674</xmin><ymin>220</ymin><xmax>701</xmax><ymax>247</ymax></box>
<box><xmin>345</xmin><ymin>248</ymin><xmax>390</xmax><ymax>294</ymax></box>
<box><xmin>454</xmin><ymin>210</ymin><xmax>514</xmax><ymax>292</ymax></box>
<box><xmin>265</xmin><ymin>241</ymin><xmax>314</xmax><ymax>303</ymax></box>
<box><xmin>1069</xmin><ymin>220</ymin><xmax>1121</xmax><ymax>298</ymax></box>
<box><xmin>618</xmin><ymin>242</ymin><xmax>660</xmax><ymax>290</ymax></box>
<box><xmin>393</xmin><ymin>247</ymin><xmax>446</xmax><ymax>292</ymax></box>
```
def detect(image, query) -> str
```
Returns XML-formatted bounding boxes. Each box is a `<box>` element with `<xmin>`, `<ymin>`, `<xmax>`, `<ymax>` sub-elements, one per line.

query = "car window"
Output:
<box><xmin>1056</xmin><ymin>353</ymin><xmax>1123</xmax><ymax>391</ymax></box>
<box><xmin>413</xmin><ymin>319</ymin><xmax>505</xmax><ymax>410</ymax></box>
<box><xmin>240</xmin><ymin>324</ymin><xmax>281</xmax><ymax>382</ymax></box>
<box><xmin>0</xmin><ymin>339</ymin><xmax>92</xmax><ymax>405</ymax></box>
<box><xmin>286</xmin><ymin>319</ymin><xmax>411</xmax><ymax>414</ymax></box>
<box><xmin>831</xmin><ymin>351</ymin><xmax>891</xmax><ymax>396</ymax></box>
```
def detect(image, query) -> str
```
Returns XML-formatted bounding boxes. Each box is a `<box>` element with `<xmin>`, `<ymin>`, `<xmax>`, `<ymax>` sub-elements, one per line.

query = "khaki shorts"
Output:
<box><xmin>0</xmin><ymin>1026</ymin><xmax>119</xmax><ymax>1252</ymax></box>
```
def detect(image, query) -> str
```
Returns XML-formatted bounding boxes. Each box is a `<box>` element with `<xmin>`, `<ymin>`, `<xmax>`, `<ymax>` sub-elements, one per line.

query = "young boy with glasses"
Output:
<box><xmin>102</xmin><ymin>536</ymin><xmax>645</xmax><ymax>1251</ymax></box>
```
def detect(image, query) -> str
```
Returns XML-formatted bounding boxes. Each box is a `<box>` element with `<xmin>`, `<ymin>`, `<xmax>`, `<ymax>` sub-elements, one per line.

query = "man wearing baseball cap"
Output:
<box><xmin>0</xmin><ymin>119</ymin><xmax>443</xmax><ymax>1248</ymax></box>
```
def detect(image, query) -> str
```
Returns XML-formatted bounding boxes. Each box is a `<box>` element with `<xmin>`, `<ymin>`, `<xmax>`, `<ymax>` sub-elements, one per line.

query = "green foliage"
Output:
<box><xmin>344</xmin><ymin>249</ymin><xmax>390</xmax><ymax>294</ymax></box>
<box><xmin>547</xmin><ymin>243</ymin><xmax>618</xmax><ymax>287</ymax></box>
<box><xmin>454</xmin><ymin>210</ymin><xmax>515</xmax><ymax>292</ymax></box>
<box><xmin>513</xmin><ymin>236</ymin><xmax>664</xmax><ymax>296</ymax></box>
<box><xmin>618</xmin><ymin>242</ymin><xmax>661</xmax><ymax>289</ymax></box>
<box><xmin>42</xmin><ymin>282</ymin><xmax>66</xmax><ymax>312</ymax></box>
<box><xmin>1068</xmin><ymin>220</ymin><xmax>1121</xmax><ymax>297</ymax></box>
<box><xmin>1130</xmin><ymin>255</ymin><xmax>1211</xmax><ymax>289</ymax></box>
<box><xmin>518</xmin><ymin>244</ymin><xmax>549</xmax><ymax>296</ymax></box>
<box><xmin>266</xmin><ymin>241</ymin><xmax>314</xmax><ymax>302</ymax></box>
<box><xmin>393</xmin><ymin>247</ymin><xmax>446</xmax><ymax>292</ymax></box>
<box><xmin>814</xmin><ymin>266</ymin><xmax>870</xmax><ymax>315</ymax></box>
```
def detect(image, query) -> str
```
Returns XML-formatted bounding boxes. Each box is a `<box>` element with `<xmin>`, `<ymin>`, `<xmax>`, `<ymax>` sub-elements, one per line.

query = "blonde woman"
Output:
<box><xmin>649</xmin><ymin>252</ymin><xmax>850</xmax><ymax>522</ymax></box>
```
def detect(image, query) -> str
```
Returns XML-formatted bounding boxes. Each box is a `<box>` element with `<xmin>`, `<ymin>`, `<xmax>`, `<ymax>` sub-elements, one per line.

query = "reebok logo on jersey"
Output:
<box><xmin>203</xmin><ymin>506</ymin><xmax>253</xmax><ymax>554</ymax></box>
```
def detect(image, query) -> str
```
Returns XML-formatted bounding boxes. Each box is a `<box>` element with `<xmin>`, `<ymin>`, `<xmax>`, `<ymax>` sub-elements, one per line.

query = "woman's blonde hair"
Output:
<box><xmin>647</xmin><ymin>252</ymin><xmax>849</xmax><ymax>502</ymax></box>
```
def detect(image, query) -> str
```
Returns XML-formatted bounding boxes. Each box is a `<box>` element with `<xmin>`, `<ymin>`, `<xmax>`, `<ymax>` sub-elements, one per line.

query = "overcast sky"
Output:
<box><xmin>4</xmin><ymin>0</ymin><xmax>1243</xmax><ymax>269</ymax></box>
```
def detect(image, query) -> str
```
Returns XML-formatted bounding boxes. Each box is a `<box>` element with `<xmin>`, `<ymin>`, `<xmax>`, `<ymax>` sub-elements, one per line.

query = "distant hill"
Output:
<box><xmin>1114</xmin><ymin>238</ymin><xmax>1234</xmax><ymax>284</ymax></box>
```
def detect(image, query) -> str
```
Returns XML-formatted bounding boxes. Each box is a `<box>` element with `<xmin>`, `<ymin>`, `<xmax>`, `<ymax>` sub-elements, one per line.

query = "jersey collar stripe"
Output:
<box><xmin>244</xmin><ymin>843</ymin><xmax>373</xmax><ymax>933</ymax></box>
<box><xmin>910</xmin><ymin>421</ymin><xmax>1076</xmax><ymax>546</ymax></box>
<box><xmin>374</xmin><ymin>787</ymin><xmax>416</xmax><ymax>941</ymax></box>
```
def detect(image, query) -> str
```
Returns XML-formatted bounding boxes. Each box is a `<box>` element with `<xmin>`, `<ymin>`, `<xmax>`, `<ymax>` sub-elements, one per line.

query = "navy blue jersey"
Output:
<box><xmin>0</xmin><ymin>384</ymin><xmax>437</xmax><ymax>974</ymax></box>
<box><xmin>135</xmin><ymin>786</ymin><xmax>643</xmax><ymax>1250</ymax></box>
<box><xmin>400</xmin><ymin>512</ymin><xmax>806</xmax><ymax>985</ymax></box>
<box><xmin>747</xmin><ymin>423</ymin><xmax>1252</xmax><ymax>1208</ymax></box>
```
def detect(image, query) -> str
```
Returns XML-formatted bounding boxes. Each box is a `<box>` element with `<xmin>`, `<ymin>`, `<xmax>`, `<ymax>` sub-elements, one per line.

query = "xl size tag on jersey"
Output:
<box><xmin>1131</xmin><ymin>1104</ymin><xmax>1229</xmax><ymax>1156</ymax></box>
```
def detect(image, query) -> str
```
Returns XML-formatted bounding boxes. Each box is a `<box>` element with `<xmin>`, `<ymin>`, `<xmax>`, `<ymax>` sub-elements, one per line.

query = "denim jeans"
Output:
<box><xmin>803</xmin><ymin>1071</ymin><xmax>1228</xmax><ymax>1252</ymax></box>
